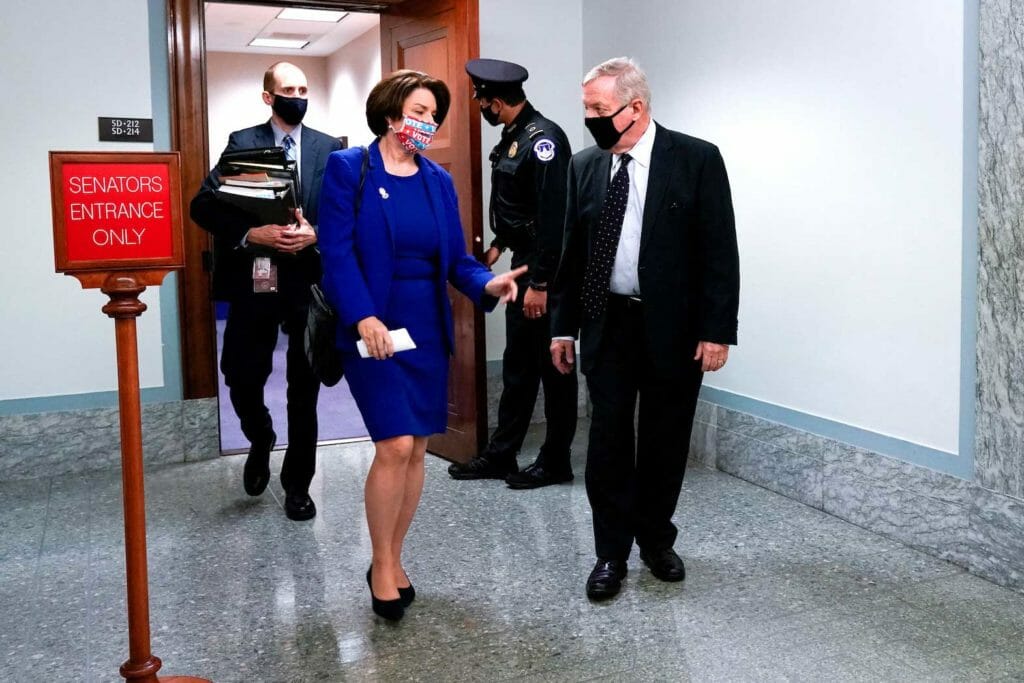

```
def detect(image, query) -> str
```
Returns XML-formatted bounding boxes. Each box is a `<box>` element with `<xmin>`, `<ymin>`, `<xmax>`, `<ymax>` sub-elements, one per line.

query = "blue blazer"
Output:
<box><xmin>317</xmin><ymin>140</ymin><xmax>495</xmax><ymax>354</ymax></box>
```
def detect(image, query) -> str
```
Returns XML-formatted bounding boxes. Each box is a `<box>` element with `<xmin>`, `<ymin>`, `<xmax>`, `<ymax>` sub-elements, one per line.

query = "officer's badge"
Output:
<box><xmin>508</xmin><ymin>141</ymin><xmax>518</xmax><ymax>158</ymax></box>
<box><xmin>533</xmin><ymin>138</ymin><xmax>556</xmax><ymax>162</ymax></box>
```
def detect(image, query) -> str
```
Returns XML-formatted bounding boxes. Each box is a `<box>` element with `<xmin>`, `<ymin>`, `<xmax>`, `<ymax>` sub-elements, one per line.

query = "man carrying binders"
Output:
<box><xmin>190</xmin><ymin>61</ymin><xmax>342</xmax><ymax>521</ymax></box>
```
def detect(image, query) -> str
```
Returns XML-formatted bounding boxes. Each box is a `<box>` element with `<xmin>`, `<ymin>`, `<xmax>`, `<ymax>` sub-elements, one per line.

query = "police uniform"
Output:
<box><xmin>448</xmin><ymin>59</ymin><xmax>578</xmax><ymax>488</ymax></box>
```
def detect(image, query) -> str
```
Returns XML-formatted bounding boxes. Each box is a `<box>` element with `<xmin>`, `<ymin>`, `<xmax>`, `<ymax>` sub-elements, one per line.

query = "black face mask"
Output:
<box><xmin>480</xmin><ymin>102</ymin><xmax>502</xmax><ymax>127</ymax></box>
<box><xmin>584</xmin><ymin>102</ymin><xmax>635</xmax><ymax>150</ymax></box>
<box><xmin>272</xmin><ymin>94</ymin><xmax>308</xmax><ymax>126</ymax></box>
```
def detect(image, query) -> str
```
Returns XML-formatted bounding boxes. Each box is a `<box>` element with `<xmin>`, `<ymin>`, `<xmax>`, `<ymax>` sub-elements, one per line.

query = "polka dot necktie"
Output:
<box><xmin>582</xmin><ymin>153</ymin><xmax>631</xmax><ymax>318</ymax></box>
<box><xmin>282</xmin><ymin>134</ymin><xmax>296</xmax><ymax>162</ymax></box>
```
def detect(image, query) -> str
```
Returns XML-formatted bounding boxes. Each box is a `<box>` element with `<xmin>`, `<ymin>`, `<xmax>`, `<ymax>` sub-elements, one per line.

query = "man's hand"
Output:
<box><xmin>482</xmin><ymin>246</ymin><xmax>501</xmax><ymax>267</ymax></box>
<box><xmin>694</xmin><ymin>341</ymin><xmax>729</xmax><ymax>372</ymax></box>
<box><xmin>245</xmin><ymin>208</ymin><xmax>316</xmax><ymax>254</ymax></box>
<box><xmin>551</xmin><ymin>339</ymin><xmax>575</xmax><ymax>375</ymax></box>
<box><xmin>277</xmin><ymin>207</ymin><xmax>317</xmax><ymax>253</ymax></box>
<box><xmin>523</xmin><ymin>287</ymin><xmax>547</xmax><ymax>319</ymax></box>
<box><xmin>245</xmin><ymin>223</ymin><xmax>291</xmax><ymax>249</ymax></box>
<box><xmin>357</xmin><ymin>315</ymin><xmax>393</xmax><ymax>360</ymax></box>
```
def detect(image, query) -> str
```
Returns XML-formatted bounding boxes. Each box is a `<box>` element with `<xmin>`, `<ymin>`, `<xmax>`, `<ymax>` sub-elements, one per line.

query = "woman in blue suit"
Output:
<box><xmin>318</xmin><ymin>70</ymin><xmax>525</xmax><ymax>621</ymax></box>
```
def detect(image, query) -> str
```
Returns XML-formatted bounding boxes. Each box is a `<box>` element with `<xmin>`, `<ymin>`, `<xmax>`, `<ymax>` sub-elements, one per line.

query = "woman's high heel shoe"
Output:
<box><xmin>366</xmin><ymin>567</ymin><xmax>405</xmax><ymax>621</ymax></box>
<box><xmin>398</xmin><ymin>581</ymin><xmax>416</xmax><ymax>607</ymax></box>
<box><xmin>367</xmin><ymin>566</ymin><xmax>416</xmax><ymax>607</ymax></box>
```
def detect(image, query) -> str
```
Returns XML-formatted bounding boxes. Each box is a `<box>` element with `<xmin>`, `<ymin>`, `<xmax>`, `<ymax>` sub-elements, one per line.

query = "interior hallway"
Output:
<box><xmin>2</xmin><ymin>421</ymin><xmax>1023</xmax><ymax>682</ymax></box>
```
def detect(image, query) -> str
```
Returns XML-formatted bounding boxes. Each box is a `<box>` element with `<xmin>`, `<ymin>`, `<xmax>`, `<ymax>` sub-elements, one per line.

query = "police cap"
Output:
<box><xmin>465</xmin><ymin>58</ymin><xmax>528</xmax><ymax>99</ymax></box>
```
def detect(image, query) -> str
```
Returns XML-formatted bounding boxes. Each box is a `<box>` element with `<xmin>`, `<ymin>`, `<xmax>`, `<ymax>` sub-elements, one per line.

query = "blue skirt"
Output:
<box><xmin>343</xmin><ymin>270</ymin><xmax>447</xmax><ymax>441</ymax></box>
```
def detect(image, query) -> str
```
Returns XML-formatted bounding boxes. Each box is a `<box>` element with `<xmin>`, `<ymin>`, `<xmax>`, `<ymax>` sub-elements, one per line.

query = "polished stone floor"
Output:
<box><xmin>2</xmin><ymin>422</ymin><xmax>1024</xmax><ymax>682</ymax></box>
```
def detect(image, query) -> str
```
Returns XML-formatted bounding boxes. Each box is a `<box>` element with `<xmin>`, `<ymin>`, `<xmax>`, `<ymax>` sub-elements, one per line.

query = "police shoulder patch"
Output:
<box><xmin>532</xmin><ymin>138</ymin><xmax>556</xmax><ymax>162</ymax></box>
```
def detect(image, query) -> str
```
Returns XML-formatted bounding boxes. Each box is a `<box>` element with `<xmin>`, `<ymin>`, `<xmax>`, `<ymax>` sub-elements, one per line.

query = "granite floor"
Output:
<box><xmin>2</xmin><ymin>421</ymin><xmax>1023</xmax><ymax>682</ymax></box>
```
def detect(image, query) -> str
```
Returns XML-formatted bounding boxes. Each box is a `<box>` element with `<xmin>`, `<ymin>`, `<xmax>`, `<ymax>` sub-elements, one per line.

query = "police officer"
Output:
<box><xmin>448</xmin><ymin>58</ymin><xmax>578</xmax><ymax>488</ymax></box>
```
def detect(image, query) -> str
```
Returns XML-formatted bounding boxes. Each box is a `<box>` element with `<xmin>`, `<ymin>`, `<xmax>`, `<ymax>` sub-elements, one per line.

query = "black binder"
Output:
<box><xmin>214</xmin><ymin>181</ymin><xmax>297</xmax><ymax>227</ymax></box>
<box><xmin>215</xmin><ymin>145</ymin><xmax>302</xmax><ymax>214</ymax></box>
<box><xmin>211</xmin><ymin>146</ymin><xmax>304</xmax><ymax>259</ymax></box>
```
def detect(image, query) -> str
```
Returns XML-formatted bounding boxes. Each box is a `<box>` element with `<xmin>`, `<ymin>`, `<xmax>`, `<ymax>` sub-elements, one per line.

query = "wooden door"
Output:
<box><xmin>381</xmin><ymin>0</ymin><xmax>484</xmax><ymax>462</ymax></box>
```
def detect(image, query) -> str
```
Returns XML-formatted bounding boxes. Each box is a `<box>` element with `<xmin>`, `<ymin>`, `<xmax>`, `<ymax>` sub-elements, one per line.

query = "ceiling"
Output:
<box><xmin>204</xmin><ymin>2</ymin><xmax>380</xmax><ymax>57</ymax></box>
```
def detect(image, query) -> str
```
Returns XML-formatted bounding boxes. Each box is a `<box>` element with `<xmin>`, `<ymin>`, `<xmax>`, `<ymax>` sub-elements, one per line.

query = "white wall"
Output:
<box><xmin>326</xmin><ymin>26</ymin><xmax>382</xmax><ymax>148</ymax></box>
<box><xmin>479</xmin><ymin>0</ymin><xmax>585</xmax><ymax>359</ymax></box>
<box><xmin>206</xmin><ymin>53</ymin><xmax>336</xmax><ymax>158</ymax></box>
<box><xmin>582</xmin><ymin>0</ymin><xmax>965</xmax><ymax>454</ymax></box>
<box><xmin>1</xmin><ymin>0</ymin><xmax>166</xmax><ymax>401</ymax></box>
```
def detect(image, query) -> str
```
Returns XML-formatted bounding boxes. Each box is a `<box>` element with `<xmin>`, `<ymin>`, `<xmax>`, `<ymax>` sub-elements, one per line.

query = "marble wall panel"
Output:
<box><xmin>183</xmin><ymin>398</ymin><xmax>221</xmax><ymax>462</ymax></box>
<box><xmin>976</xmin><ymin>0</ymin><xmax>1024</xmax><ymax>499</ymax></box>
<box><xmin>715</xmin><ymin>427</ymin><xmax>823</xmax><ymax>509</ymax></box>
<box><xmin>0</xmin><ymin>401</ymin><xmax>212</xmax><ymax>479</ymax></box>
<box><xmin>822</xmin><ymin>467</ymin><xmax>969</xmax><ymax>561</ymax></box>
<box><xmin>966</xmin><ymin>485</ymin><xmax>1024</xmax><ymax>591</ymax></box>
<box><xmin>821</xmin><ymin>441</ymin><xmax>971</xmax><ymax>507</ymax></box>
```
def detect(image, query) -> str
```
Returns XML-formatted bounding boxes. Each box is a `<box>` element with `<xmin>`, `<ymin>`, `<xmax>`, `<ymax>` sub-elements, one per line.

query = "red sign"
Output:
<box><xmin>50</xmin><ymin>152</ymin><xmax>183</xmax><ymax>273</ymax></box>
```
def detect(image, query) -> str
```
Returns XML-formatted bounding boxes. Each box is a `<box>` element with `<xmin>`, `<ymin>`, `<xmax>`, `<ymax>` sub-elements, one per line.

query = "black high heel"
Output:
<box><xmin>398</xmin><ymin>580</ymin><xmax>416</xmax><ymax>607</ymax></box>
<box><xmin>366</xmin><ymin>567</ymin><xmax>404</xmax><ymax>621</ymax></box>
<box><xmin>367</xmin><ymin>566</ymin><xmax>416</xmax><ymax>607</ymax></box>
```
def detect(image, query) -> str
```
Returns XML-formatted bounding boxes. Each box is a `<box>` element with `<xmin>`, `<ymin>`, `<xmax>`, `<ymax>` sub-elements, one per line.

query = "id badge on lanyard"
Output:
<box><xmin>252</xmin><ymin>256</ymin><xmax>278</xmax><ymax>293</ymax></box>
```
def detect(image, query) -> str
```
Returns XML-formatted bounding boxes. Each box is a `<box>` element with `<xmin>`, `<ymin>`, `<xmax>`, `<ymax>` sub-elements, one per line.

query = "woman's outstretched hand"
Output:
<box><xmin>484</xmin><ymin>265</ymin><xmax>529</xmax><ymax>304</ymax></box>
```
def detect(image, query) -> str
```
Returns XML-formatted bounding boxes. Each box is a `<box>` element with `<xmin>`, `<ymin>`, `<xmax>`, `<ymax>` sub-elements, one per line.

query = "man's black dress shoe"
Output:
<box><xmin>640</xmin><ymin>547</ymin><xmax>686</xmax><ymax>582</ymax></box>
<box><xmin>366</xmin><ymin>568</ymin><xmax>405</xmax><ymax>621</ymax></box>
<box><xmin>243</xmin><ymin>433</ymin><xmax>276</xmax><ymax>496</ymax></box>
<box><xmin>505</xmin><ymin>461</ymin><xmax>573</xmax><ymax>489</ymax></box>
<box><xmin>284</xmin><ymin>491</ymin><xmax>316</xmax><ymax>521</ymax></box>
<box><xmin>586</xmin><ymin>559</ymin><xmax>627</xmax><ymax>600</ymax></box>
<box><xmin>447</xmin><ymin>455</ymin><xmax>517</xmax><ymax>480</ymax></box>
<box><xmin>367</xmin><ymin>566</ymin><xmax>415</xmax><ymax>607</ymax></box>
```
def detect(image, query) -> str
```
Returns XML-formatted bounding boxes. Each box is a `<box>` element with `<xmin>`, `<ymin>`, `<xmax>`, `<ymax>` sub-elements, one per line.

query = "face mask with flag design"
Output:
<box><xmin>391</xmin><ymin>116</ymin><xmax>437</xmax><ymax>154</ymax></box>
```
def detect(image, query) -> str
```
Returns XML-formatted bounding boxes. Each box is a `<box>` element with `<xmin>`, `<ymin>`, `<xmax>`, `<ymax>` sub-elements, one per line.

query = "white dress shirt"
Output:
<box><xmin>552</xmin><ymin>120</ymin><xmax>656</xmax><ymax>341</ymax></box>
<box><xmin>608</xmin><ymin>119</ymin><xmax>655</xmax><ymax>296</ymax></box>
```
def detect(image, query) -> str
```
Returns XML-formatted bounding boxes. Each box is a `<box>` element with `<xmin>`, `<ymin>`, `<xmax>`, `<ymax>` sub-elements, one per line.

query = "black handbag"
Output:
<box><xmin>305</xmin><ymin>147</ymin><xmax>368</xmax><ymax>386</ymax></box>
<box><xmin>305</xmin><ymin>282</ymin><xmax>344</xmax><ymax>386</ymax></box>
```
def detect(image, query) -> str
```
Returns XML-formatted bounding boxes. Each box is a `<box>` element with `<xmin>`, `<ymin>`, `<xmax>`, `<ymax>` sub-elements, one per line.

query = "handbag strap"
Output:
<box><xmin>354</xmin><ymin>146</ymin><xmax>368</xmax><ymax>217</ymax></box>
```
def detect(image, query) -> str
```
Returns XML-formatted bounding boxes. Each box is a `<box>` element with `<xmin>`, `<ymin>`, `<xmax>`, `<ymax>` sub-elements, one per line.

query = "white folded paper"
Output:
<box><xmin>356</xmin><ymin>327</ymin><xmax>417</xmax><ymax>359</ymax></box>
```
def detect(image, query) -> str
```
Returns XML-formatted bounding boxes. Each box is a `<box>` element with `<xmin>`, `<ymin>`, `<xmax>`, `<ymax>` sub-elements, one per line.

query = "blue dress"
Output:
<box><xmin>342</xmin><ymin>170</ymin><xmax>447</xmax><ymax>440</ymax></box>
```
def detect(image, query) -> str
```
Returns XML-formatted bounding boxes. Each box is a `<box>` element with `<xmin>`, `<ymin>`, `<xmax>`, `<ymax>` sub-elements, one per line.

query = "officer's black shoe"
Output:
<box><xmin>505</xmin><ymin>460</ymin><xmax>573</xmax><ymax>489</ymax></box>
<box><xmin>243</xmin><ymin>432</ymin><xmax>276</xmax><ymax>496</ymax></box>
<box><xmin>447</xmin><ymin>455</ymin><xmax>517</xmax><ymax>480</ymax></box>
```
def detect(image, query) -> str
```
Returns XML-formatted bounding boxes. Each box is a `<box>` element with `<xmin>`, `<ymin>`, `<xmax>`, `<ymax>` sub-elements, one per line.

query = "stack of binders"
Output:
<box><xmin>214</xmin><ymin>146</ymin><xmax>300</xmax><ymax>227</ymax></box>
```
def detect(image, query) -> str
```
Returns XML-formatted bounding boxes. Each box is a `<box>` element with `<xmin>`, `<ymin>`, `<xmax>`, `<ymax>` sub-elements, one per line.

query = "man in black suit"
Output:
<box><xmin>190</xmin><ymin>61</ymin><xmax>342</xmax><ymax>521</ymax></box>
<box><xmin>550</xmin><ymin>57</ymin><xmax>739</xmax><ymax>599</ymax></box>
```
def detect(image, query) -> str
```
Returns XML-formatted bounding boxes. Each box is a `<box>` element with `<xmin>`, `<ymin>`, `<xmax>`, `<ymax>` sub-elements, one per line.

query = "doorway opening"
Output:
<box><xmin>172</xmin><ymin>0</ymin><xmax>485</xmax><ymax>462</ymax></box>
<box><xmin>203</xmin><ymin>1</ymin><xmax>381</xmax><ymax>452</ymax></box>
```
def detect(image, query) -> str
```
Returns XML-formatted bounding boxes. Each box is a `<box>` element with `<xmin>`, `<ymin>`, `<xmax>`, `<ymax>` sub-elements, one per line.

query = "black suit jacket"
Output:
<box><xmin>190</xmin><ymin>122</ymin><xmax>343</xmax><ymax>303</ymax></box>
<box><xmin>551</xmin><ymin>122</ymin><xmax>740</xmax><ymax>378</ymax></box>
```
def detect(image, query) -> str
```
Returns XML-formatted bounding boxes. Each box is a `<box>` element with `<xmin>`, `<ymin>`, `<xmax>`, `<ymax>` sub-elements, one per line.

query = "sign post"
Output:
<box><xmin>49</xmin><ymin>151</ymin><xmax>209</xmax><ymax>683</ymax></box>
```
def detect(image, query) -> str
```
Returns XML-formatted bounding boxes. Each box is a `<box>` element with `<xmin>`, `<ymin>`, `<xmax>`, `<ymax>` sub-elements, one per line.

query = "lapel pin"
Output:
<box><xmin>378</xmin><ymin>187</ymin><xmax>389</xmax><ymax>199</ymax></box>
